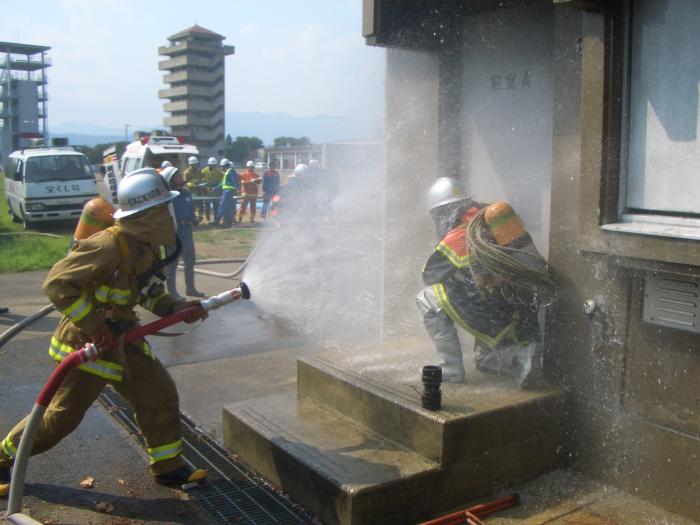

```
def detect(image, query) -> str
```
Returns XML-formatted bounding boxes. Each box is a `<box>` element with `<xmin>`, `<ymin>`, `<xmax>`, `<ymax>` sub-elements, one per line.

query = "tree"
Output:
<box><xmin>224</xmin><ymin>136</ymin><xmax>264</xmax><ymax>164</ymax></box>
<box><xmin>74</xmin><ymin>142</ymin><xmax>128</xmax><ymax>165</ymax></box>
<box><xmin>272</xmin><ymin>136</ymin><xmax>311</xmax><ymax>148</ymax></box>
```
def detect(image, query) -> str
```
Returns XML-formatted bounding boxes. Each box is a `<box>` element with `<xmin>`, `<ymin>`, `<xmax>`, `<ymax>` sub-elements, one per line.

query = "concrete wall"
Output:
<box><xmin>382</xmin><ymin>48</ymin><xmax>440</xmax><ymax>338</ymax></box>
<box><xmin>373</xmin><ymin>0</ymin><xmax>700</xmax><ymax>520</ymax></box>
<box><xmin>458</xmin><ymin>2</ymin><xmax>553</xmax><ymax>253</ymax></box>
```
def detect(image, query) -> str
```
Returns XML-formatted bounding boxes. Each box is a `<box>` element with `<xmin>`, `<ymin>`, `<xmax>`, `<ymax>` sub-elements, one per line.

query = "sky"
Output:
<box><xmin>0</xmin><ymin>0</ymin><xmax>385</xmax><ymax>131</ymax></box>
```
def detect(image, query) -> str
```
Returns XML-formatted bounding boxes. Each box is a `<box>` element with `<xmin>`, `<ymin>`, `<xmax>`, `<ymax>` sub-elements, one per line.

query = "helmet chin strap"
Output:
<box><xmin>138</xmin><ymin>235</ymin><xmax>183</xmax><ymax>290</ymax></box>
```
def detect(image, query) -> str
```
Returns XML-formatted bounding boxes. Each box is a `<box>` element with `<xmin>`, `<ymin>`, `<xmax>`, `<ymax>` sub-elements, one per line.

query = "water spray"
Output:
<box><xmin>5</xmin><ymin>283</ymin><xmax>251</xmax><ymax>525</ymax></box>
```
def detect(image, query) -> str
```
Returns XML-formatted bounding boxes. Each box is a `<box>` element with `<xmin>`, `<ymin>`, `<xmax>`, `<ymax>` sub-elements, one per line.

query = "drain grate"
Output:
<box><xmin>98</xmin><ymin>386</ymin><xmax>317</xmax><ymax>525</ymax></box>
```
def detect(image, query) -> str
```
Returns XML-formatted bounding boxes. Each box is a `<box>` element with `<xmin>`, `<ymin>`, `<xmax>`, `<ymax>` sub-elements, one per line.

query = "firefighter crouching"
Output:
<box><xmin>0</xmin><ymin>168</ymin><xmax>209</xmax><ymax>496</ymax></box>
<box><xmin>417</xmin><ymin>177</ymin><xmax>556</xmax><ymax>388</ymax></box>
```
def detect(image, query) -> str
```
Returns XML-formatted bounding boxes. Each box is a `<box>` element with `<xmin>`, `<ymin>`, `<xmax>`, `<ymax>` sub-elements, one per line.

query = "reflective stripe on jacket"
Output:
<box><xmin>422</xmin><ymin>201</ymin><xmax>543</xmax><ymax>348</ymax></box>
<box><xmin>43</xmin><ymin>226</ymin><xmax>176</xmax><ymax>380</ymax></box>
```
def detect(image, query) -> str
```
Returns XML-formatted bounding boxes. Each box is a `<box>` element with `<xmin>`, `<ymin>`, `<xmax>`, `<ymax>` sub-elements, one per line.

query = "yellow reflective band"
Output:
<box><xmin>62</xmin><ymin>295</ymin><xmax>93</xmax><ymax>322</ymax></box>
<box><xmin>94</xmin><ymin>285</ymin><xmax>130</xmax><ymax>305</ymax></box>
<box><xmin>142</xmin><ymin>340</ymin><xmax>156</xmax><ymax>360</ymax></box>
<box><xmin>78</xmin><ymin>360</ymin><xmax>123</xmax><ymax>381</ymax></box>
<box><xmin>109</xmin><ymin>288</ymin><xmax>131</xmax><ymax>305</ymax></box>
<box><xmin>147</xmin><ymin>439</ymin><xmax>183</xmax><ymax>463</ymax></box>
<box><xmin>95</xmin><ymin>285</ymin><xmax>110</xmax><ymax>303</ymax></box>
<box><xmin>436</xmin><ymin>241</ymin><xmax>471</xmax><ymax>269</ymax></box>
<box><xmin>1</xmin><ymin>436</ymin><xmax>17</xmax><ymax>460</ymax></box>
<box><xmin>431</xmin><ymin>283</ymin><xmax>517</xmax><ymax>349</ymax></box>
<box><xmin>49</xmin><ymin>337</ymin><xmax>124</xmax><ymax>381</ymax></box>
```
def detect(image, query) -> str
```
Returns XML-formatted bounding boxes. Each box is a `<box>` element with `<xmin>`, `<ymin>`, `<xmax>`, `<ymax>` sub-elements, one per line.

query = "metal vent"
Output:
<box><xmin>98</xmin><ymin>387</ymin><xmax>316</xmax><ymax>525</ymax></box>
<box><xmin>642</xmin><ymin>272</ymin><xmax>700</xmax><ymax>334</ymax></box>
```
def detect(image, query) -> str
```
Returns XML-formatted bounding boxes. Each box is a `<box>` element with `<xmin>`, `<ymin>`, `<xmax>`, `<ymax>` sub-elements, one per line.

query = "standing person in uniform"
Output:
<box><xmin>183</xmin><ymin>156</ymin><xmax>205</xmax><ymax>222</ymax></box>
<box><xmin>416</xmin><ymin>177</ymin><xmax>555</xmax><ymax>388</ymax></box>
<box><xmin>217</xmin><ymin>159</ymin><xmax>240</xmax><ymax>228</ymax></box>
<box><xmin>200</xmin><ymin>157</ymin><xmax>222</xmax><ymax>223</ymax></box>
<box><xmin>162</xmin><ymin>166</ymin><xmax>204</xmax><ymax>298</ymax></box>
<box><xmin>236</xmin><ymin>161</ymin><xmax>261</xmax><ymax>223</ymax></box>
<box><xmin>0</xmin><ymin>168</ymin><xmax>209</xmax><ymax>497</ymax></box>
<box><xmin>261</xmin><ymin>162</ymin><xmax>280</xmax><ymax>220</ymax></box>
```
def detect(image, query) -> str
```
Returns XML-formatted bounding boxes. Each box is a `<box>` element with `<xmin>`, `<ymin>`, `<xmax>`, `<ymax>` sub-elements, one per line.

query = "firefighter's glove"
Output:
<box><xmin>172</xmin><ymin>300</ymin><xmax>208</xmax><ymax>323</ymax></box>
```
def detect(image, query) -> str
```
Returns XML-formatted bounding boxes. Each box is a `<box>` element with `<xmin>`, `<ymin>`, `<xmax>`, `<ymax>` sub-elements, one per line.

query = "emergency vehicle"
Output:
<box><xmin>4</xmin><ymin>144</ymin><xmax>99</xmax><ymax>229</ymax></box>
<box><xmin>98</xmin><ymin>135</ymin><xmax>199</xmax><ymax>206</ymax></box>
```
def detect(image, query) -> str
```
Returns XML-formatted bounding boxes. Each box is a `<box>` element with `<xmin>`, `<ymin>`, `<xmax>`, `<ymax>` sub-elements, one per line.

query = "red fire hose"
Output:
<box><xmin>5</xmin><ymin>283</ymin><xmax>251</xmax><ymax>525</ymax></box>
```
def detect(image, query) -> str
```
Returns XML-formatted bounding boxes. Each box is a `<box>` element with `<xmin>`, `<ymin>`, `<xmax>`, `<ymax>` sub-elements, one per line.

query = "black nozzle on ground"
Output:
<box><xmin>239</xmin><ymin>281</ymin><xmax>251</xmax><ymax>300</ymax></box>
<box><xmin>421</xmin><ymin>365</ymin><xmax>442</xmax><ymax>411</ymax></box>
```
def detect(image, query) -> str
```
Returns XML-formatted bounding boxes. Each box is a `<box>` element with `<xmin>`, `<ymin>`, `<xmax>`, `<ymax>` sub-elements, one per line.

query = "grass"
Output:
<box><xmin>0</xmin><ymin>170</ymin><xmax>259</xmax><ymax>271</ymax></box>
<box><xmin>0</xmin><ymin>171</ymin><xmax>74</xmax><ymax>273</ymax></box>
<box><xmin>193</xmin><ymin>225</ymin><xmax>259</xmax><ymax>259</ymax></box>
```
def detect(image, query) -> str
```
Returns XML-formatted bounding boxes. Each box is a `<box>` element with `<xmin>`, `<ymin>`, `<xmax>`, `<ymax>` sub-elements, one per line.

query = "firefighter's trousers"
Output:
<box><xmin>416</xmin><ymin>286</ymin><xmax>465</xmax><ymax>380</ymax></box>
<box><xmin>0</xmin><ymin>348</ymin><xmax>184</xmax><ymax>476</ymax></box>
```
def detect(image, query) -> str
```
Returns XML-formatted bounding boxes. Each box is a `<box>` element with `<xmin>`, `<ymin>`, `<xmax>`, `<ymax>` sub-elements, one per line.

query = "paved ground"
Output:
<box><xmin>0</xmin><ymin>261</ymin><xmax>323</xmax><ymax>525</ymax></box>
<box><xmin>0</xmin><ymin>261</ymin><xmax>696</xmax><ymax>524</ymax></box>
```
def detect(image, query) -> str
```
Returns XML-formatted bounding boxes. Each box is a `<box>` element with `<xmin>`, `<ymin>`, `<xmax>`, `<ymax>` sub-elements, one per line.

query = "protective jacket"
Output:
<box><xmin>201</xmin><ymin>166</ymin><xmax>223</xmax><ymax>195</ymax></box>
<box><xmin>43</xmin><ymin>224</ymin><xmax>178</xmax><ymax>381</ymax></box>
<box><xmin>221</xmin><ymin>168</ymin><xmax>240</xmax><ymax>192</ymax></box>
<box><xmin>262</xmin><ymin>169</ymin><xmax>280</xmax><ymax>195</ymax></box>
<box><xmin>183</xmin><ymin>166</ymin><xmax>204</xmax><ymax>194</ymax></box>
<box><xmin>422</xmin><ymin>201</ymin><xmax>542</xmax><ymax>349</ymax></box>
<box><xmin>240</xmin><ymin>170</ymin><xmax>260</xmax><ymax>196</ymax></box>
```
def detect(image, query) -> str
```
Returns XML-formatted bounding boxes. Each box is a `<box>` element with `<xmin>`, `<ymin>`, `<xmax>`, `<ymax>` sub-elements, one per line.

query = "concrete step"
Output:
<box><xmin>223</xmin><ymin>343</ymin><xmax>572</xmax><ymax>525</ymax></box>
<box><xmin>297</xmin><ymin>347</ymin><xmax>570</xmax><ymax>468</ymax></box>
<box><xmin>223</xmin><ymin>392</ymin><xmax>444</xmax><ymax>525</ymax></box>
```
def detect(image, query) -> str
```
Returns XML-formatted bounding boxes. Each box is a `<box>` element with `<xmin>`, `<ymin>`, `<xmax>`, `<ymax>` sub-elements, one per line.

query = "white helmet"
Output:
<box><xmin>208</xmin><ymin>157</ymin><xmax>217</xmax><ymax>166</ymax></box>
<box><xmin>220</xmin><ymin>158</ymin><xmax>231</xmax><ymax>167</ymax></box>
<box><xmin>427</xmin><ymin>177</ymin><xmax>467</xmax><ymax>212</ymax></box>
<box><xmin>113</xmin><ymin>168</ymin><xmax>178</xmax><ymax>219</ymax></box>
<box><xmin>188</xmin><ymin>156</ymin><xmax>198</xmax><ymax>165</ymax></box>
<box><xmin>160</xmin><ymin>166</ymin><xmax>179</xmax><ymax>186</ymax></box>
<box><xmin>309</xmin><ymin>159</ymin><xmax>320</xmax><ymax>168</ymax></box>
<box><xmin>246</xmin><ymin>160</ymin><xmax>255</xmax><ymax>168</ymax></box>
<box><xmin>160</xmin><ymin>160</ymin><xmax>173</xmax><ymax>169</ymax></box>
<box><xmin>293</xmin><ymin>163</ymin><xmax>309</xmax><ymax>178</ymax></box>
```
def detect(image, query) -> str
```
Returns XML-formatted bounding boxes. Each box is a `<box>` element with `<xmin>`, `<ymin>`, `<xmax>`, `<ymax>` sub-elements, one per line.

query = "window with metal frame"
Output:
<box><xmin>603</xmin><ymin>0</ymin><xmax>700</xmax><ymax>240</ymax></box>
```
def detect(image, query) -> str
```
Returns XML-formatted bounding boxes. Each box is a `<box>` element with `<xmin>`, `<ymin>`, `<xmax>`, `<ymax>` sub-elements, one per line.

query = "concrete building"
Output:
<box><xmin>158</xmin><ymin>25</ymin><xmax>234</xmax><ymax>160</ymax></box>
<box><xmin>363</xmin><ymin>0</ymin><xmax>699</xmax><ymax>522</ymax></box>
<box><xmin>0</xmin><ymin>41</ymin><xmax>50</xmax><ymax>164</ymax></box>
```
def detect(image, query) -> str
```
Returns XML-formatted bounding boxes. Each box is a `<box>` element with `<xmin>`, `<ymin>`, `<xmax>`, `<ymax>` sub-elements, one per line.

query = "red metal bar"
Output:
<box><xmin>417</xmin><ymin>494</ymin><xmax>519</xmax><ymax>525</ymax></box>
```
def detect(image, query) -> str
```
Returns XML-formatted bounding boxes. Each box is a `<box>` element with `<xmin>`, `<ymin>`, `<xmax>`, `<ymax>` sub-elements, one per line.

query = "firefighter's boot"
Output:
<box><xmin>517</xmin><ymin>342</ymin><xmax>545</xmax><ymax>390</ymax></box>
<box><xmin>0</xmin><ymin>466</ymin><xmax>10</xmax><ymax>497</ymax></box>
<box><xmin>155</xmin><ymin>465</ymin><xmax>208</xmax><ymax>488</ymax></box>
<box><xmin>184</xmin><ymin>267</ymin><xmax>205</xmax><ymax>298</ymax></box>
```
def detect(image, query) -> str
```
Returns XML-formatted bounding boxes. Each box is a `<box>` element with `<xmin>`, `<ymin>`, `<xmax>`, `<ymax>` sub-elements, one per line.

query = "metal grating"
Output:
<box><xmin>642</xmin><ymin>272</ymin><xmax>700</xmax><ymax>334</ymax></box>
<box><xmin>98</xmin><ymin>386</ymin><xmax>317</xmax><ymax>525</ymax></box>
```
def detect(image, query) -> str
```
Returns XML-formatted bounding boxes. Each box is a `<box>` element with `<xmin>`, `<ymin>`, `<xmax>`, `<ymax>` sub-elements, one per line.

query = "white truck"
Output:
<box><xmin>4</xmin><ymin>145</ymin><xmax>99</xmax><ymax>229</ymax></box>
<box><xmin>98</xmin><ymin>135</ymin><xmax>200</xmax><ymax>207</ymax></box>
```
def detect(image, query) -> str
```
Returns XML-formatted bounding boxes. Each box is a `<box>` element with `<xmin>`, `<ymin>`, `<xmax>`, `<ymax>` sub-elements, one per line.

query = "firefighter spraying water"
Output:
<box><xmin>0</xmin><ymin>169</ymin><xmax>251</xmax><ymax>525</ymax></box>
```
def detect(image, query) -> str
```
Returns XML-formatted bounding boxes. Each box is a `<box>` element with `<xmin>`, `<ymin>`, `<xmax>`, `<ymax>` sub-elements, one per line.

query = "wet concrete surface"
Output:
<box><xmin>1</xmin><ymin>268</ymin><xmax>697</xmax><ymax>524</ymax></box>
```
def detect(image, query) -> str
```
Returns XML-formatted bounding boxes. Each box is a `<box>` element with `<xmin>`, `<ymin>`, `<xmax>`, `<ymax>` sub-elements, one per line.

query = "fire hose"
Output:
<box><xmin>5</xmin><ymin>283</ymin><xmax>251</xmax><ymax>525</ymax></box>
<box><xmin>417</xmin><ymin>493</ymin><xmax>519</xmax><ymax>525</ymax></box>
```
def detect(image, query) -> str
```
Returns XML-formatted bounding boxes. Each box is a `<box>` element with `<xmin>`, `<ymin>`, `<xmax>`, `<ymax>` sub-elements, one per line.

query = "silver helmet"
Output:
<box><xmin>427</xmin><ymin>177</ymin><xmax>467</xmax><ymax>211</ymax></box>
<box><xmin>160</xmin><ymin>166</ymin><xmax>179</xmax><ymax>186</ymax></box>
<box><xmin>293</xmin><ymin>163</ymin><xmax>309</xmax><ymax>178</ymax></box>
<box><xmin>188</xmin><ymin>156</ymin><xmax>198</xmax><ymax>165</ymax></box>
<box><xmin>113</xmin><ymin>168</ymin><xmax>178</xmax><ymax>219</ymax></box>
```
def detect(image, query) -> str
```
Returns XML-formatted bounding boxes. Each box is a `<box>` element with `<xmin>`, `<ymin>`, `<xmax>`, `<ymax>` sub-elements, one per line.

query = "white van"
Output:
<box><xmin>98</xmin><ymin>135</ymin><xmax>199</xmax><ymax>206</ymax></box>
<box><xmin>4</xmin><ymin>147</ymin><xmax>98</xmax><ymax>229</ymax></box>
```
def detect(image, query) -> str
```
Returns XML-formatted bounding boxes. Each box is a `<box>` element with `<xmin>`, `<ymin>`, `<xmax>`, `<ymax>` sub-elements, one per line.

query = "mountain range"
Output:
<box><xmin>51</xmin><ymin>111</ymin><xmax>383</xmax><ymax>147</ymax></box>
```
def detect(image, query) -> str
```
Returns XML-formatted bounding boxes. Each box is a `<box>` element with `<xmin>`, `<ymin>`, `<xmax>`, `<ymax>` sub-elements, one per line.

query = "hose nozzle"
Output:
<box><xmin>201</xmin><ymin>281</ymin><xmax>251</xmax><ymax>312</ymax></box>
